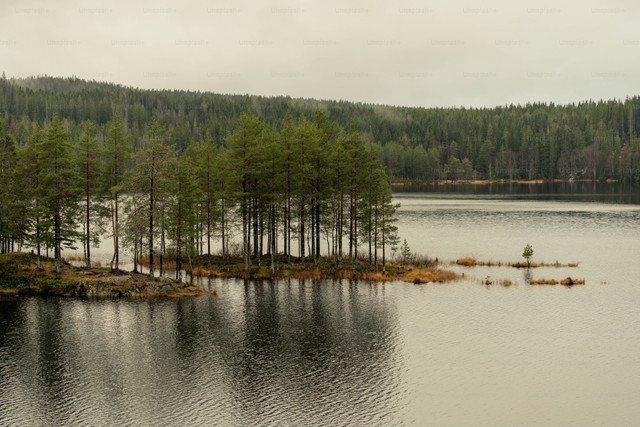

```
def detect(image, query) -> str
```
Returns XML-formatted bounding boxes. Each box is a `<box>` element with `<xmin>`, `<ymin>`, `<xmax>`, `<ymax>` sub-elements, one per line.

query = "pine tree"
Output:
<box><xmin>172</xmin><ymin>148</ymin><xmax>202</xmax><ymax>281</ymax></box>
<box><xmin>0</xmin><ymin>122</ymin><xmax>25</xmax><ymax>253</ymax></box>
<box><xmin>329</xmin><ymin>132</ymin><xmax>349</xmax><ymax>266</ymax></box>
<box><xmin>213</xmin><ymin>148</ymin><xmax>232</xmax><ymax>259</ymax></box>
<box><xmin>17</xmin><ymin>124</ymin><xmax>48</xmax><ymax>267</ymax></box>
<box><xmin>294</xmin><ymin>116</ymin><xmax>320</xmax><ymax>265</ymax></box>
<box><xmin>127</xmin><ymin>117</ymin><xmax>174</xmax><ymax>277</ymax></box>
<box><xmin>379</xmin><ymin>185</ymin><xmax>400</xmax><ymax>272</ymax></box>
<box><xmin>312</xmin><ymin>111</ymin><xmax>338</xmax><ymax>262</ymax></box>
<box><xmin>227</xmin><ymin>112</ymin><xmax>264</xmax><ymax>271</ymax></box>
<box><xmin>400</xmin><ymin>239</ymin><xmax>412</xmax><ymax>266</ymax></box>
<box><xmin>103</xmin><ymin>113</ymin><xmax>130</xmax><ymax>271</ymax></box>
<box><xmin>261</xmin><ymin>127</ymin><xmax>283</xmax><ymax>272</ymax></box>
<box><xmin>343</xmin><ymin>124</ymin><xmax>367</xmax><ymax>262</ymax></box>
<box><xmin>279</xmin><ymin>112</ymin><xmax>296</xmax><ymax>264</ymax></box>
<box><xmin>38</xmin><ymin>114</ymin><xmax>80</xmax><ymax>273</ymax></box>
<box><xmin>75</xmin><ymin>120</ymin><xmax>107</xmax><ymax>267</ymax></box>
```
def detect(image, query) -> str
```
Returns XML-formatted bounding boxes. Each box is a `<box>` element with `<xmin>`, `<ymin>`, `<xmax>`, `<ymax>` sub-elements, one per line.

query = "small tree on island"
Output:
<box><xmin>400</xmin><ymin>239</ymin><xmax>412</xmax><ymax>266</ymax></box>
<box><xmin>522</xmin><ymin>243</ymin><xmax>534</xmax><ymax>268</ymax></box>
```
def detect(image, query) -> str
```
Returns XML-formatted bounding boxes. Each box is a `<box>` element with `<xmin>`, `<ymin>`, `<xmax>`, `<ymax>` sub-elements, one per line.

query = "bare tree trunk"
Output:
<box><xmin>338</xmin><ymin>194</ymin><xmax>343</xmax><ymax>267</ymax></box>
<box><xmin>242</xmin><ymin>178</ymin><xmax>249</xmax><ymax>271</ymax></box>
<box><xmin>300</xmin><ymin>192</ymin><xmax>305</xmax><ymax>265</ymax></box>
<box><xmin>54</xmin><ymin>207</ymin><xmax>61</xmax><ymax>274</ymax></box>
<box><xmin>86</xmin><ymin>162</ymin><xmax>91</xmax><ymax>268</ymax></box>
<box><xmin>160</xmin><ymin>226</ymin><xmax>165</xmax><ymax>276</ymax></box>
<box><xmin>148</xmin><ymin>152</ymin><xmax>155</xmax><ymax>278</ymax></box>
<box><xmin>221</xmin><ymin>197</ymin><xmax>226</xmax><ymax>259</ymax></box>
<box><xmin>36</xmin><ymin>216</ymin><xmax>41</xmax><ymax>269</ymax></box>
<box><xmin>315</xmin><ymin>203</ymin><xmax>320</xmax><ymax>262</ymax></box>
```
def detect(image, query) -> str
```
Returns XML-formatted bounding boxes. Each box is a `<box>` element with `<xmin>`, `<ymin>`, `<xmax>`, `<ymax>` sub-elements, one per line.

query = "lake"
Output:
<box><xmin>1</xmin><ymin>183</ymin><xmax>640</xmax><ymax>426</ymax></box>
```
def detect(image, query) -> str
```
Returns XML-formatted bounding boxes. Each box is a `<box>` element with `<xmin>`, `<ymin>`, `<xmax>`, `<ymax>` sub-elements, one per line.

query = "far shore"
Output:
<box><xmin>391</xmin><ymin>178</ymin><xmax>620</xmax><ymax>186</ymax></box>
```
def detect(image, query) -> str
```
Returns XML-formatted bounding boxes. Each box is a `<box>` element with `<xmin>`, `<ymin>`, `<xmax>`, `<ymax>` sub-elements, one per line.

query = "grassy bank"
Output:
<box><xmin>0</xmin><ymin>252</ymin><xmax>212</xmax><ymax>298</ymax></box>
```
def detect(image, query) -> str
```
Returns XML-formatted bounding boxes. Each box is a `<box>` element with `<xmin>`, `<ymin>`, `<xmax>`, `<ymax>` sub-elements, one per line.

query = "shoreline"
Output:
<box><xmin>0</xmin><ymin>252</ymin><xmax>462</xmax><ymax>298</ymax></box>
<box><xmin>391</xmin><ymin>178</ymin><xmax>620</xmax><ymax>186</ymax></box>
<box><xmin>142</xmin><ymin>254</ymin><xmax>461</xmax><ymax>285</ymax></box>
<box><xmin>1</xmin><ymin>252</ymin><xmax>585</xmax><ymax>298</ymax></box>
<box><xmin>0</xmin><ymin>253</ymin><xmax>213</xmax><ymax>298</ymax></box>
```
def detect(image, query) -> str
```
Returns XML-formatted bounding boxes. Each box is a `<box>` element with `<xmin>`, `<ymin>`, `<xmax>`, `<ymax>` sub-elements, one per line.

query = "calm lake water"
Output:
<box><xmin>2</xmin><ymin>183</ymin><xmax>640</xmax><ymax>426</ymax></box>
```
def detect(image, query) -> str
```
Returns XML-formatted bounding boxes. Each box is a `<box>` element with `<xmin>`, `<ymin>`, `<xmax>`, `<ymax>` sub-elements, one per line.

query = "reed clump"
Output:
<box><xmin>406</xmin><ymin>268</ymin><xmax>459</xmax><ymax>284</ymax></box>
<box><xmin>530</xmin><ymin>277</ymin><xmax>584</xmax><ymax>286</ymax></box>
<box><xmin>456</xmin><ymin>258</ymin><xmax>503</xmax><ymax>267</ymax></box>
<box><xmin>137</xmin><ymin>255</ymin><xmax>178</xmax><ymax>270</ymax></box>
<box><xmin>560</xmin><ymin>277</ymin><xmax>584</xmax><ymax>286</ymax></box>
<box><xmin>530</xmin><ymin>278</ymin><xmax>559</xmax><ymax>285</ymax></box>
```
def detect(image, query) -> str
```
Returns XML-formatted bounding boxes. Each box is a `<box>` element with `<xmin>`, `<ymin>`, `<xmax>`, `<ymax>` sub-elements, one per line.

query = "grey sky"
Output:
<box><xmin>1</xmin><ymin>0</ymin><xmax>638</xmax><ymax>108</ymax></box>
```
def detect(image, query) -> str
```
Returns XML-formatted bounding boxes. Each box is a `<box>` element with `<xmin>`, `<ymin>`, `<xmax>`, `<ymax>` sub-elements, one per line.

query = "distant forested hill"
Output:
<box><xmin>1</xmin><ymin>74</ymin><xmax>639</xmax><ymax>181</ymax></box>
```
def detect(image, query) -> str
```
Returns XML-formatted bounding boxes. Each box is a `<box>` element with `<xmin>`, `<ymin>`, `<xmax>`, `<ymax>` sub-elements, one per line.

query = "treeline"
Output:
<box><xmin>2</xmin><ymin>75</ymin><xmax>640</xmax><ymax>181</ymax></box>
<box><xmin>0</xmin><ymin>111</ymin><xmax>399</xmax><ymax>277</ymax></box>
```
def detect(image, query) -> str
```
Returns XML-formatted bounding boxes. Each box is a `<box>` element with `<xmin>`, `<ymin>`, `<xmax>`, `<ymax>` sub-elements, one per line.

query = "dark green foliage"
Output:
<box><xmin>103</xmin><ymin>113</ymin><xmax>131</xmax><ymax>271</ymax></box>
<box><xmin>1</xmin><ymin>76</ymin><xmax>639</xmax><ymax>181</ymax></box>
<box><xmin>38</xmin><ymin>114</ymin><xmax>80</xmax><ymax>273</ymax></box>
<box><xmin>75</xmin><ymin>120</ymin><xmax>109</xmax><ymax>267</ymax></box>
<box><xmin>522</xmin><ymin>243</ymin><xmax>534</xmax><ymax>268</ymax></box>
<box><xmin>1</xmin><ymin>77</ymin><xmax>401</xmax><ymax>276</ymax></box>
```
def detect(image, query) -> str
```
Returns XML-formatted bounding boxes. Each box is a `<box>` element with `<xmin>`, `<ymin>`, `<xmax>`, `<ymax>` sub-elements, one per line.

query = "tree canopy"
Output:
<box><xmin>1</xmin><ymin>75</ymin><xmax>639</xmax><ymax>182</ymax></box>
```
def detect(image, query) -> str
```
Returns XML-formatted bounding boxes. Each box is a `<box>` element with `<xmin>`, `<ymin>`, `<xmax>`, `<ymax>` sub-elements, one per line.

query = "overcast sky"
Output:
<box><xmin>1</xmin><ymin>0</ymin><xmax>638</xmax><ymax>108</ymax></box>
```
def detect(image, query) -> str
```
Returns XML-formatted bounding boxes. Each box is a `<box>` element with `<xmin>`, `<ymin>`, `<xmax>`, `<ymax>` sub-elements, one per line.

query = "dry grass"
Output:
<box><xmin>64</xmin><ymin>255</ymin><xmax>85</xmax><ymax>262</ymax></box>
<box><xmin>188</xmin><ymin>262</ymin><xmax>460</xmax><ymax>285</ymax></box>
<box><xmin>456</xmin><ymin>258</ymin><xmax>504</xmax><ymax>267</ymax></box>
<box><xmin>138</xmin><ymin>255</ymin><xmax>177</xmax><ymax>270</ymax></box>
<box><xmin>192</xmin><ymin>266</ymin><xmax>208</xmax><ymax>277</ymax></box>
<box><xmin>403</xmin><ymin>268</ymin><xmax>459</xmax><ymax>284</ymax></box>
<box><xmin>530</xmin><ymin>277</ymin><xmax>584</xmax><ymax>286</ymax></box>
<box><xmin>560</xmin><ymin>277</ymin><xmax>585</xmax><ymax>286</ymax></box>
<box><xmin>455</xmin><ymin>257</ymin><xmax>579</xmax><ymax>269</ymax></box>
<box><xmin>530</xmin><ymin>279</ymin><xmax>559</xmax><ymax>285</ymax></box>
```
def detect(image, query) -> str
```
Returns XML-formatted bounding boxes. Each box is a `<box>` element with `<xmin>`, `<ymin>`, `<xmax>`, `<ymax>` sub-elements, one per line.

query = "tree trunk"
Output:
<box><xmin>242</xmin><ymin>177</ymin><xmax>249</xmax><ymax>271</ymax></box>
<box><xmin>148</xmin><ymin>151</ymin><xmax>155</xmax><ymax>278</ymax></box>
<box><xmin>221</xmin><ymin>197</ymin><xmax>226</xmax><ymax>259</ymax></box>
<box><xmin>316</xmin><ymin>203</ymin><xmax>320</xmax><ymax>262</ymax></box>
<box><xmin>54</xmin><ymin>208</ymin><xmax>61</xmax><ymax>274</ymax></box>
<box><xmin>338</xmin><ymin>194</ymin><xmax>343</xmax><ymax>267</ymax></box>
<box><xmin>114</xmin><ymin>154</ymin><xmax>120</xmax><ymax>271</ymax></box>
<box><xmin>300</xmin><ymin>192</ymin><xmax>305</xmax><ymax>265</ymax></box>
<box><xmin>382</xmin><ymin>215</ymin><xmax>386</xmax><ymax>273</ymax></box>
<box><xmin>86</xmin><ymin>162</ymin><xmax>91</xmax><ymax>268</ymax></box>
<box><xmin>160</xmin><ymin>226</ymin><xmax>165</xmax><ymax>276</ymax></box>
<box><xmin>36</xmin><ymin>216</ymin><xmax>41</xmax><ymax>269</ymax></box>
